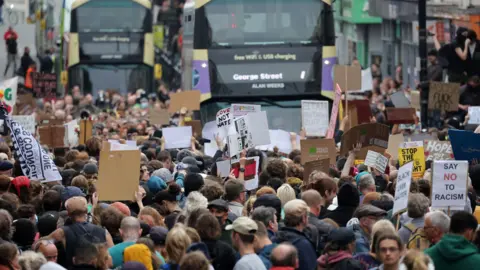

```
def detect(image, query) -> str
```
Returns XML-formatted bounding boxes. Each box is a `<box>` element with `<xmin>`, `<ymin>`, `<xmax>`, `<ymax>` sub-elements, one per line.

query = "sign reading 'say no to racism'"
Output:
<box><xmin>431</xmin><ymin>160</ymin><xmax>468</xmax><ymax>208</ymax></box>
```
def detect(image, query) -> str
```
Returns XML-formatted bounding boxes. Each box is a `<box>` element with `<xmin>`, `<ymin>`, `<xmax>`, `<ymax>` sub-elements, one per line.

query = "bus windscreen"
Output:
<box><xmin>204</xmin><ymin>0</ymin><xmax>322</xmax><ymax>45</ymax></box>
<box><xmin>73</xmin><ymin>1</ymin><xmax>150</xmax><ymax>33</ymax></box>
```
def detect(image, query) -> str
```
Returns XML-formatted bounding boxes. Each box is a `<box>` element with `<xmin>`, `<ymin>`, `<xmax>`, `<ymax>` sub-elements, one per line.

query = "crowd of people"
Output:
<box><xmin>0</xmin><ymin>84</ymin><xmax>475</xmax><ymax>270</ymax></box>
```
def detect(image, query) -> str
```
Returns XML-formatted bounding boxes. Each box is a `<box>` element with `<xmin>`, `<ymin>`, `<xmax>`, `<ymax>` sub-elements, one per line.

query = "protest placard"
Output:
<box><xmin>163</xmin><ymin>126</ymin><xmax>192</xmax><ymax>149</ymax></box>
<box><xmin>231</xmin><ymin>104</ymin><xmax>261</xmax><ymax>119</ymax></box>
<box><xmin>468</xmin><ymin>106</ymin><xmax>480</xmax><ymax>124</ymax></box>
<box><xmin>424</xmin><ymin>140</ymin><xmax>453</xmax><ymax>161</ymax></box>
<box><xmin>387</xmin><ymin>134</ymin><xmax>404</xmax><ymax>157</ymax></box>
<box><xmin>32</xmin><ymin>73</ymin><xmax>57</xmax><ymax>99</ymax></box>
<box><xmin>12</xmin><ymin>115</ymin><xmax>35</xmax><ymax>135</ymax></box>
<box><xmin>392</xmin><ymin>162</ymin><xmax>413</xmax><ymax>216</ymax></box>
<box><xmin>303</xmin><ymin>158</ymin><xmax>330</xmax><ymax>180</ymax></box>
<box><xmin>168</xmin><ymin>90</ymin><xmax>201</xmax><ymax>113</ymax></box>
<box><xmin>390</xmin><ymin>91</ymin><xmax>411</xmax><ymax>108</ymax></box>
<box><xmin>326</xmin><ymin>84</ymin><xmax>342</xmax><ymax>139</ymax></box>
<box><xmin>301</xmin><ymin>100</ymin><xmax>329</xmax><ymax>137</ymax></box>
<box><xmin>361</xmin><ymin>68</ymin><xmax>373</xmax><ymax>92</ymax></box>
<box><xmin>38</xmin><ymin>121</ymin><xmax>66</xmax><ymax>149</ymax></box>
<box><xmin>228</xmin><ymin>111</ymin><xmax>270</xmax><ymax>156</ymax></box>
<box><xmin>97</xmin><ymin>142</ymin><xmax>140</xmax><ymax>201</ymax></box>
<box><xmin>256</xmin><ymin>129</ymin><xmax>293</xmax><ymax>155</ymax></box>
<box><xmin>448</xmin><ymin>129</ymin><xmax>480</xmax><ymax>165</ymax></box>
<box><xmin>149</xmin><ymin>109</ymin><xmax>170</xmax><ymax>126</ymax></box>
<box><xmin>431</xmin><ymin>160</ymin><xmax>468</xmax><ymax>208</ymax></box>
<box><xmin>398</xmin><ymin>141</ymin><xmax>425</xmax><ymax>179</ymax></box>
<box><xmin>201</xmin><ymin>121</ymin><xmax>217</xmax><ymax>142</ymax></box>
<box><xmin>428</xmin><ymin>82</ymin><xmax>460</xmax><ymax>112</ymax></box>
<box><xmin>333</xmin><ymin>65</ymin><xmax>361</xmax><ymax>91</ymax></box>
<box><xmin>410</xmin><ymin>91</ymin><xmax>421</xmax><ymax>111</ymax></box>
<box><xmin>341</xmin><ymin>99</ymin><xmax>372</xmax><ymax>131</ymax></box>
<box><xmin>79</xmin><ymin>119</ymin><xmax>93</xmax><ymax>145</ymax></box>
<box><xmin>184</xmin><ymin>120</ymin><xmax>202</xmax><ymax>136</ymax></box>
<box><xmin>386</xmin><ymin>108</ymin><xmax>416</xmax><ymax>124</ymax></box>
<box><xmin>216</xmin><ymin>108</ymin><xmax>231</xmax><ymax>138</ymax></box>
<box><xmin>300</xmin><ymin>139</ymin><xmax>336</xmax><ymax>165</ymax></box>
<box><xmin>231</xmin><ymin>157</ymin><xmax>260</xmax><ymax>190</ymax></box>
<box><xmin>364</xmin><ymin>150</ymin><xmax>389</xmax><ymax>172</ymax></box>
<box><xmin>340</xmin><ymin>123</ymin><xmax>389</xmax><ymax>157</ymax></box>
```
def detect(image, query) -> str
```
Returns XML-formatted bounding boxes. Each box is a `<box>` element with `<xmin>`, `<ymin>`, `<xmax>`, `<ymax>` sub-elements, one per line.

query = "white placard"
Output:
<box><xmin>12</xmin><ymin>115</ymin><xmax>35</xmax><ymax>135</ymax></box>
<box><xmin>231</xmin><ymin>104</ymin><xmax>261</xmax><ymax>119</ymax></box>
<box><xmin>204</xmin><ymin>142</ymin><xmax>218</xmax><ymax>157</ymax></box>
<box><xmin>468</xmin><ymin>106</ymin><xmax>480</xmax><ymax>124</ymax></box>
<box><xmin>64</xmin><ymin>120</ymin><xmax>78</xmax><ymax>147</ymax></box>
<box><xmin>110</xmin><ymin>143</ymin><xmax>138</xmax><ymax>151</ymax></box>
<box><xmin>256</xmin><ymin>129</ymin><xmax>294</xmax><ymax>154</ymax></box>
<box><xmin>431</xmin><ymin>160</ymin><xmax>468</xmax><ymax>208</ymax></box>
<box><xmin>216</xmin><ymin>108</ymin><xmax>231</xmax><ymax>139</ymax></box>
<box><xmin>399</xmin><ymin>141</ymin><xmax>423</xmax><ymax>149</ymax></box>
<box><xmin>364</xmin><ymin>150</ymin><xmax>389</xmax><ymax>172</ymax></box>
<box><xmin>216</xmin><ymin>160</ymin><xmax>231</xmax><ymax>178</ymax></box>
<box><xmin>361</xmin><ymin>68</ymin><xmax>373</xmax><ymax>92</ymax></box>
<box><xmin>301</xmin><ymin>100</ymin><xmax>329</xmax><ymax>137</ymax></box>
<box><xmin>201</xmin><ymin>121</ymin><xmax>217</xmax><ymax>142</ymax></box>
<box><xmin>393</xmin><ymin>162</ymin><xmax>413</xmax><ymax>216</ymax></box>
<box><xmin>228</xmin><ymin>111</ymin><xmax>270</xmax><ymax>156</ymax></box>
<box><xmin>163</xmin><ymin>126</ymin><xmax>192</xmax><ymax>149</ymax></box>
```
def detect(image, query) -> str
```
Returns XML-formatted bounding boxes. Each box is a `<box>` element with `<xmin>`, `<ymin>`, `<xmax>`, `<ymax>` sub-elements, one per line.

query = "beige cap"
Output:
<box><xmin>225</xmin><ymin>216</ymin><xmax>258</xmax><ymax>235</ymax></box>
<box><xmin>65</xmin><ymin>196</ymin><xmax>88</xmax><ymax>213</ymax></box>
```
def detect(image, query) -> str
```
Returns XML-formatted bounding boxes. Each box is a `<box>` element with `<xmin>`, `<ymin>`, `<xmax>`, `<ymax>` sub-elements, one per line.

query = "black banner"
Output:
<box><xmin>32</xmin><ymin>73</ymin><xmax>57</xmax><ymax>99</ymax></box>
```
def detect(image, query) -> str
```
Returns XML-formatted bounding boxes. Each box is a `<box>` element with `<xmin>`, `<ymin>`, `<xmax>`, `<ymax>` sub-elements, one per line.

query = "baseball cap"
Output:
<box><xmin>353</xmin><ymin>204</ymin><xmax>387</xmax><ymax>219</ymax></box>
<box><xmin>149</xmin><ymin>226</ymin><xmax>168</xmax><ymax>246</ymax></box>
<box><xmin>253</xmin><ymin>194</ymin><xmax>282</xmax><ymax>220</ymax></box>
<box><xmin>225</xmin><ymin>216</ymin><xmax>258</xmax><ymax>235</ymax></box>
<box><xmin>61</xmin><ymin>186</ymin><xmax>86</xmax><ymax>202</ymax></box>
<box><xmin>83</xmin><ymin>163</ymin><xmax>98</xmax><ymax>175</ymax></box>
<box><xmin>327</xmin><ymin>228</ymin><xmax>356</xmax><ymax>246</ymax></box>
<box><xmin>208</xmin><ymin>199</ymin><xmax>229</xmax><ymax>212</ymax></box>
<box><xmin>182</xmin><ymin>156</ymin><xmax>201</xmax><ymax>167</ymax></box>
<box><xmin>152</xmin><ymin>168</ymin><xmax>174</xmax><ymax>183</ymax></box>
<box><xmin>37</xmin><ymin>212</ymin><xmax>60</xmax><ymax>237</ymax></box>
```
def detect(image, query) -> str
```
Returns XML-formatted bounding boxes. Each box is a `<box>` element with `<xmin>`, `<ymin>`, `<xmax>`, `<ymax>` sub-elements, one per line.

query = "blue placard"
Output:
<box><xmin>448</xmin><ymin>129</ymin><xmax>480</xmax><ymax>165</ymax></box>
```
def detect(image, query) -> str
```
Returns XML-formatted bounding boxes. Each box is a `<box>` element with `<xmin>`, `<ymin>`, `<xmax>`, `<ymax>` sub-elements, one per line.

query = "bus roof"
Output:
<box><xmin>71</xmin><ymin>0</ymin><xmax>151</xmax><ymax>10</ymax></box>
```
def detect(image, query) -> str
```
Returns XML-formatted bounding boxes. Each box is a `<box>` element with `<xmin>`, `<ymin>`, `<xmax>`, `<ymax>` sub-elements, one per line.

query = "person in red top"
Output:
<box><xmin>3</xmin><ymin>27</ymin><xmax>18</xmax><ymax>77</ymax></box>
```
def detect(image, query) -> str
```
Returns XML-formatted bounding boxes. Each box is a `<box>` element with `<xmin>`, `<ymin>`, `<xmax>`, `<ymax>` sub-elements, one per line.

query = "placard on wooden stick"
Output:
<box><xmin>168</xmin><ymin>90</ymin><xmax>201</xmax><ymax>113</ymax></box>
<box><xmin>428</xmin><ymin>82</ymin><xmax>460</xmax><ymax>112</ymax></box>
<box><xmin>79</xmin><ymin>120</ymin><xmax>93</xmax><ymax>145</ymax></box>
<box><xmin>96</xmin><ymin>142</ymin><xmax>141</xmax><ymax>201</ymax></box>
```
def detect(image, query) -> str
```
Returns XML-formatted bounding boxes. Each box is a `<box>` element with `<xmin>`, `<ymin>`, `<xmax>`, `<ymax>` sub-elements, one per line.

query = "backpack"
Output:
<box><xmin>404</xmin><ymin>223</ymin><xmax>431</xmax><ymax>251</ymax></box>
<box><xmin>63</xmin><ymin>222</ymin><xmax>106</xmax><ymax>268</ymax></box>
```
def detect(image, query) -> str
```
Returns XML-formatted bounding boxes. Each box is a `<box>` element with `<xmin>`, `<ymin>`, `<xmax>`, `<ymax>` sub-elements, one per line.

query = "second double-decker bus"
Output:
<box><xmin>66</xmin><ymin>0</ymin><xmax>154</xmax><ymax>96</ymax></box>
<box><xmin>182</xmin><ymin>0</ymin><xmax>336</xmax><ymax>132</ymax></box>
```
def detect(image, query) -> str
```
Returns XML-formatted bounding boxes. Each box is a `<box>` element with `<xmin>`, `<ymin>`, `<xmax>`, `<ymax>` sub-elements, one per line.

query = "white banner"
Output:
<box><xmin>432</xmin><ymin>160</ymin><xmax>468</xmax><ymax>208</ymax></box>
<box><xmin>0</xmin><ymin>77</ymin><xmax>18</xmax><ymax>115</ymax></box>
<box><xmin>7</xmin><ymin>115</ymin><xmax>61</xmax><ymax>182</ymax></box>
<box><xmin>392</xmin><ymin>162</ymin><xmax>413</xmax><ymax>216</ymax></box>
<box><xmin>12</xmin><ymin>115</ymin><xmax>35</xmax><ymax>135</ymax></box>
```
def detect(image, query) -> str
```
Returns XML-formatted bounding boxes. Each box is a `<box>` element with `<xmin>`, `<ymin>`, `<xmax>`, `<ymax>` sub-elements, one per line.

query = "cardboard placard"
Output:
<box><xmin>386</xmin><ymin>108</ymin><xmax>416</xmax><ymax>124</ymax></box>
<box><xmin>184</xmin><ymin>120</ymin><xmax>202</xmax><ymax>136</ymax></box>
<box><xmin>32</xmin><ymin>73</ymin><xmax>57</xmax><ymax>99</ymax></box>
<box><xmin>149</xmin><ymin>109</ymin><xmax>170</xmax><ymax>126</ymax></box>
<box><xmin>428</xmin><ymin>82</ymin><xmax>460</xmax><ymax>112</ymax></box>
<box><xmin>386</xmin><ymin>134</ymin><xmax>405</xmax><ymax>157</ymax></box>
<box><xmin>38</xmin><ymin>125</ymin><xmax>66</xmax><ymax>149</ymax></box>
<box><xmin>341</xmin><ymin>99</ymin><xmax>372</xmax><ymax>130</ymax></box>
<box><xmin>333</xmin><ymin>65</ymin><xmax>361</xmax><ymax>91</ymax></box>
<box><xmin>168</xmin><ymin>90</ymin><xmax>201</xmax><ymax>113</ymax></box>
<box><xmin>303</xmin><ymin>158</ymin><xmax>330</xmax><ymax>180</ymax></box>
<box><xmin>340</xmin><ymin>123</ymin><xmax>389</xmax><ymax>157</ymax></box>
<box><xmin>97</xmin><ymin>142</ymin><xmax>141</xmax><ymax>201</ymax></box>
<box><xmin>410</xmin><ymin>91</ymin><xmax>421</xmax><ymax>111</ymax></box>
<box><xmin>300</xmin><ymin>138</ymin><xmax>336</xmax><ymax>165</ymax></box>
<box><xmin>79</xmin><ymin>120</ymin><xmax>93</xmax><ymax>145</ymax></box>
<box><xmin>424</xmin><ymin>140</ymin><xmax>453</xmax><ymax>161</ymax></box>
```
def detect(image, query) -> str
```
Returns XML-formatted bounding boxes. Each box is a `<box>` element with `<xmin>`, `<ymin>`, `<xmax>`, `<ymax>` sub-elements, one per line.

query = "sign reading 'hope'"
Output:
<box><xmin>431</xmin><ymin>160</ymin><xmax>468</xmax><ymax>208</ymax></box>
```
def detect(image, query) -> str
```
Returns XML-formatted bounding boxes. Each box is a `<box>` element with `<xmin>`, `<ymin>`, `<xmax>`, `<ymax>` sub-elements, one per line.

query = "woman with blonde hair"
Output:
<box><xmin>401</xmin><ymin>250</ymin><xmax>434</xmax><ymax>270</ymax></box>
<box><xmin>353</xmin><ymin>219</ymin><xmax>396</xmax><ymax>270</ymax></box>
<box><xmin>162</xmin><ymin>227</ymin><xmax>192</xmax><ymax>270</ymax></box>
<box><xmin>277</xmin><ymin>184</ymin><xmax>296</xmax><ymax>207</ymax></box>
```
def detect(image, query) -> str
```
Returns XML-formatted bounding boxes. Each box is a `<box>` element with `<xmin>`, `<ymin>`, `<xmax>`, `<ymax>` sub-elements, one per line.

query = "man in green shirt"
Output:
<box><xmin>108</xmin><ymin>216</ymin><xmax>142</xmax><ymax>268</ymax></box>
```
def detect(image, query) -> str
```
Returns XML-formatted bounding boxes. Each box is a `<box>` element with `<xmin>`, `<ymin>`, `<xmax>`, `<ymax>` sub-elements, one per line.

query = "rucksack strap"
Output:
<box><xmin>404</xmin><ymin>223</ymin><xmax>417</xmax><ymax>233</ymax></box>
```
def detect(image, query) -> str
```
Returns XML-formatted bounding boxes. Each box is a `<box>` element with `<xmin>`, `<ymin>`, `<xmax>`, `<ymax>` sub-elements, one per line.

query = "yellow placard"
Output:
<box><xmin>398</xmin><ymin>142</ymin><xmax>425</xmax><ymax>179</ymax></box>
<box><xmin>60</xmin><ymin>71</ymin><xmax>68</xmax><ymax>86</ymax></box>
<box><xmin>154</xmin><ymin>64</ymin><xmax>162</xmax><ymax>80</ymax></box>
<box><xmin>354</xmin><ymin>160</ymin><xmax>365</xmax><ymax>165</ymax></box>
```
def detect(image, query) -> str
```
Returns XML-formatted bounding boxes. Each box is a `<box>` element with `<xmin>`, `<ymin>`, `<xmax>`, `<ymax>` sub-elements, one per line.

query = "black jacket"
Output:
<box><xmin>20</xmin><ymin>53</ymin><xmax>33</xmax><ymax>76</ymax></box>
<box><xmin>274</xmin><ymin>227</ymin><xmax>317</xmax><ymax>270</ymax></box>
<box><xmin>202</xmin><ymin>239</ymin><xmax>237</xmax><ymax>270</ymax></box>
<box><xmin>307</xmin><ymin>212</ymin><xmax>335</xmax><ymax>253</ymax></box>
<box><xmin>323</xmin><ymin>183</ymin><xmax>360</xmax><ymax>227</ymax></box>
<box><xmin>69</xmin><ymin>264</ymin><xmax>98</xmax><ymax>270</ymax></box>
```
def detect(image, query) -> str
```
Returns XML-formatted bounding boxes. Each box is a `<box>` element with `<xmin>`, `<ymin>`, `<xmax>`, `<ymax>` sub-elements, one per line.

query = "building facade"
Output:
<box><xmin>334</xmin><ymin>0</ymin><xmax>382</xmax><ymax>68</ymax></box>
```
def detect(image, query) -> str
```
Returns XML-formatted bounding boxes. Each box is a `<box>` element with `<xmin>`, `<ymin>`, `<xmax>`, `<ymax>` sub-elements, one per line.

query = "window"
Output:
<box><xmin>203</xmin><ymin>0</ymin><xmax>323</xmax><ymax>45</ymax></box>
<box><xmin>72</xmin><ymin>0</ymin><xmax>150</xmax><ymax>33</ymax></box>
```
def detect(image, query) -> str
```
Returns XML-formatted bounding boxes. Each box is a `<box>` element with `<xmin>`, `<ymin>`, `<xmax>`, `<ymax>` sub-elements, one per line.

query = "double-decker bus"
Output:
<box><xmin>182</xmin><ymin>0</ymin><xmax>336</xmax><ymax>132</ymax></box>
<box><xmin>66</xmin><ymin>0</ymin><xmax>154</xmax><ymax>96</ymax></box>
